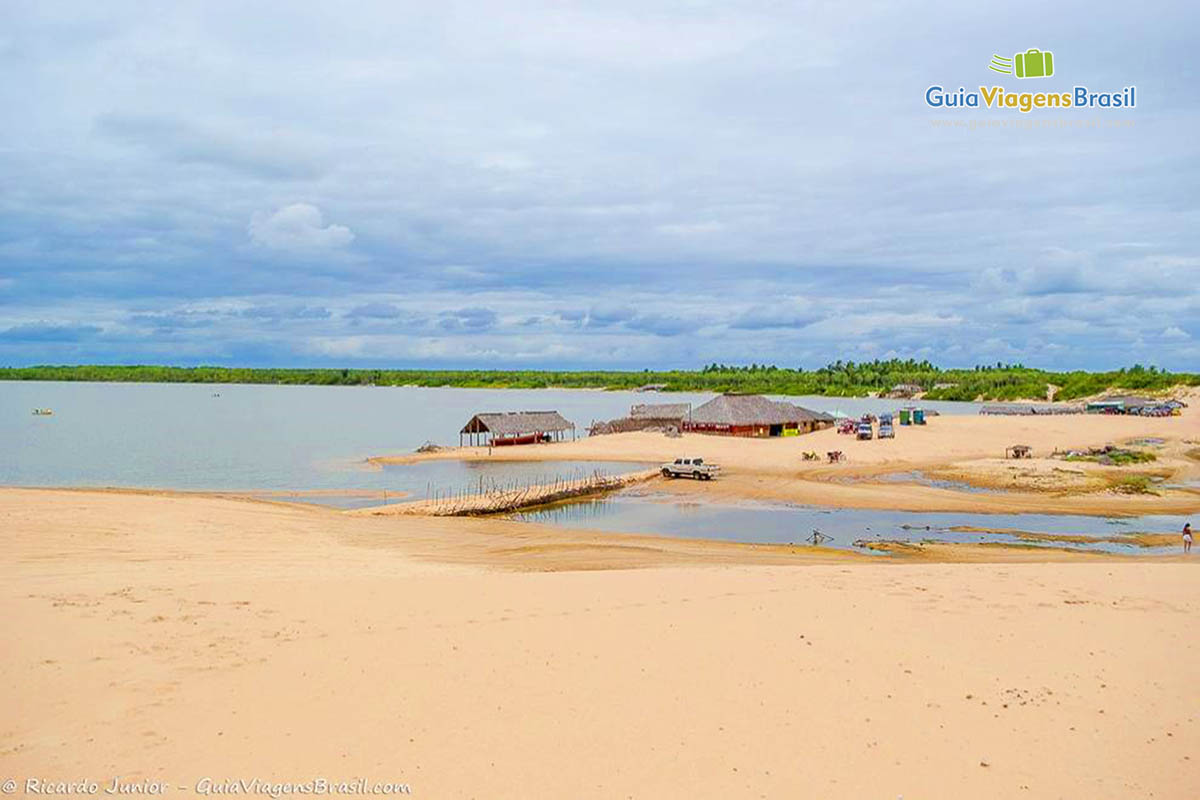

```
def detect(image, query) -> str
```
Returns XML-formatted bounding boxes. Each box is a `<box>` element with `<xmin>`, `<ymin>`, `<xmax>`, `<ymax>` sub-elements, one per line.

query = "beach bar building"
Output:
<box><xmin>1086</xmin><ymin>395</ymin><xmax>1157</xmax><ymax>414</ymax></box>
<box><xmin>460</xmin><ymin>411</ymin><xmax>575</xmax><ymax>447</ymax></box>
<box><xmin>682</xmin><ymin>394</ymin><xmax>833</xmax><ymax>438</ymax></box>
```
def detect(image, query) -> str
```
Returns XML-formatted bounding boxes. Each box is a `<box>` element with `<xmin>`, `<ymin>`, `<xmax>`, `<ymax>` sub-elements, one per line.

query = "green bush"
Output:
<box><xmin>1</xmin><ymin>360</ymin><xmax>1196</xmax><ymax>400</ymax></box>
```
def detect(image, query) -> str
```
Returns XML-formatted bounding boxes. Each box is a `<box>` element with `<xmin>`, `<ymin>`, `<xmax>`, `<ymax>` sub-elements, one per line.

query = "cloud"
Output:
<box><xmin>0</xmin><ymin>322</ymin><xmax>102</xmax><ymax>342</ymax></box>
<box><xmin>584</xmin><ymin>306</ymin><xmax>638</xmax><ymax>327</ymax></box>
<box><xmin>248</xmin><ymin>204</ymin><xmax>354</xmax><ymax>252</ymax></box>
<box><xmin>624</xmin><ymin>313</ymin><xmax>693</xmax><ymax>336</ymax></box>
<box><xmin>729</xmin><ymin>305</ymin><xmax>822</xmax><ymax>331</ymax></box>
<box><xmin>239</xmin><ymin>304</ymin><xmax>331</xmax><ymax>320</ymax></box>
<box><xmin>347</xmin><ymin>302</ymin><xmax>405</xmax><ymax>319</ymax></box>
<box><xmin>128</xmin><ymin>310</ymin><xmax>219</xmax><ymax>330</ymax></box>
<box><xmin>96</xmin><ymin>113</ymin><xmax>324</xmax><ymax>180</ymax></box>
<box><xmin>1</xmin><ymin>2</ymin><xmax>1198</xmax><ymax>370</ymax></box>
<box><xmin>656</xmin><ymin>221</ymin><xmax>724</xmax><ymax>236</ymax></box>
<box><xmin>438</xmin><ymin>307</ymin><xmax>498</xmax><ymax>331</ymax></box>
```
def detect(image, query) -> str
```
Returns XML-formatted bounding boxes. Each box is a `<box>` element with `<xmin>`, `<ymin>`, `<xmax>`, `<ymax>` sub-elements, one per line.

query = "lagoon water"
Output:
<box><xmin>512</xmin><ymin>495</ymin><xmax>1181</xmax><ymax>554</ymax></box>
<box><xmin>1</xmin><ymin>382</ymin><xmax>1180</xmax><ymax>553</ymax></box>
<box><xmin>1</xmin><ymin>381</ymin><xmax>982</xmax><ymax>494</ymax></box>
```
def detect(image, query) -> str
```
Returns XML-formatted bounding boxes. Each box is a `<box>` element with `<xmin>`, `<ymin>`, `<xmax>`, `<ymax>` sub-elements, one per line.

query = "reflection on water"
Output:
<box><xmin>512</xmin><ymin>494</ymin><xmax>1184</xmax><ymax>554</ymax></box>
<box><xmin>871</xmin><ymin>470</ymin><xmax>1006</xmax><ymax>494</ymax></box>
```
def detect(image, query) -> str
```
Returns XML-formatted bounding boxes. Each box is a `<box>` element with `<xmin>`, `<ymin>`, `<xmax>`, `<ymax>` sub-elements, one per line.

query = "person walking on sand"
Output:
<box><xmin>1184</xmin><ymin>522</ymin><xmax>1193</xmax><ymax>554</ymax></box>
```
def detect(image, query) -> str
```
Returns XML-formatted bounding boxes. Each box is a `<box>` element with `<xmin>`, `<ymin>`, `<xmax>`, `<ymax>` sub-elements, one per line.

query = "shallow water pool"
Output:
<box><xmin>511</xmin><ymin>493</ymin><xmax>1185</xmax><ymax>554</ymax></box>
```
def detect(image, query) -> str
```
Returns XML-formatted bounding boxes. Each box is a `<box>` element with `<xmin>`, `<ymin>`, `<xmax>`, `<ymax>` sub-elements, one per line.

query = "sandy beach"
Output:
<box><xmin>8</xmin><ymin>0</ymin><xmax>1197</xmax><ymax>794</ymax></box>
<box><xmin>4</xmin><ymin>397</ymin><xmax>1199</xmax><ymax>798</ymax></box>
<box><xmin>1</xmin><ymin>486</ymin><xmax>1197</xmax><ymax>799</ymax></box>
<box><xmin>366</xmin><ymin>394</ymin><xmax>1200</xmax><ymax>517</ymax></box>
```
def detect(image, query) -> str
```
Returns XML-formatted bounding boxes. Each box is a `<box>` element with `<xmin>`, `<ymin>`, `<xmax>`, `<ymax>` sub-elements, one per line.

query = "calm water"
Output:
<box><xmin>1</xmin><ymin>381</ymin><xmax>981</xmax><ymax>493</ymax></box>
<box><xmin>512</xmin><ymin>494</ymin><xmax>1183</xmax><ymax>554</ymax></box>
<box><xmin>3</xmin><ymin>382</ymin><xmax>1182</xmax><ymax>553</ymax></box>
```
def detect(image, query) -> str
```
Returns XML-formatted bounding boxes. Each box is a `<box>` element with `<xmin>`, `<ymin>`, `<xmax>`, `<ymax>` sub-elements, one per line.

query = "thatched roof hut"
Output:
<box><xmin>460</xmin><ymin>411</ymin><xmax>574</xmax><ymax>446</ymax></box>
<box><xmin>684</xmin><ymin>394</ymin><xmax>832</xmax><ymax>437</ymax></box>
<box><xmin>630</xmin><ymin>402</ymin><xmax>691</xmax><ymax>421</ymax></box>
<box><xmin>888</xmin><ymin>383</ymin><xmax>924</xmax><ymax>399</ymax></box>
<box><xmin>587</xmin><ymin>403</ymin><xmax>690</xmax><ymax>436</ymax></box>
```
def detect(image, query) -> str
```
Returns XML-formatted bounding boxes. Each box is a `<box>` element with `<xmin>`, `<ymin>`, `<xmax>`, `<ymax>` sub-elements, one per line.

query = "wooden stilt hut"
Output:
<box><xmin>460</xmin><ymin>411</ymin><xmax>575</xmax><ymax>447</ymax></box>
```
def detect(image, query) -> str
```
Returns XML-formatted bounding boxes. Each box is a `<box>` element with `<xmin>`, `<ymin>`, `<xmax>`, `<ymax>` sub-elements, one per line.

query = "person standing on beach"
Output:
<box><xmin>1184</xmin><ymin>522</ymin><xmax>1192</xmax><ymax>554</ymax></box>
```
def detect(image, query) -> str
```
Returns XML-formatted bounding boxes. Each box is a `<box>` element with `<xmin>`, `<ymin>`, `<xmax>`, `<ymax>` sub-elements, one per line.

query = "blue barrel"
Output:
<box><xmin>913</xmin><ymin>408</ymin><xmax>926</xmax><ymax>425</ymax></box>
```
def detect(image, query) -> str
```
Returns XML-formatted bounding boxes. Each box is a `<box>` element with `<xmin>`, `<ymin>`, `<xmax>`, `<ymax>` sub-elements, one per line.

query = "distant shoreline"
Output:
<box><xmin>2</xmin><ymin>362</ymin><xmax>1197</xmax><ymax>402</ymax></box>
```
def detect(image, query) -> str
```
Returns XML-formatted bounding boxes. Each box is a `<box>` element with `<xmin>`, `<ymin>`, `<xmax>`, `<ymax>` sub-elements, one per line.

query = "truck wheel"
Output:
<box><xmin>693</xmin><ymin>471</ymin><xmax>702</xmax><ymax>480</ymax></box>
<box><xmin>662</xmin><ymin>468</ymin><xmax>672</xmax><ymax>477</ymax></box>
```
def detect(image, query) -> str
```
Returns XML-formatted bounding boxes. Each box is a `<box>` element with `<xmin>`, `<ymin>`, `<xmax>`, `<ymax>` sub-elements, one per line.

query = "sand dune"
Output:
<box><xmin>2</xmin><ymin>487</ymin><xmax>1198</xmax><ymax>799</ymax></box>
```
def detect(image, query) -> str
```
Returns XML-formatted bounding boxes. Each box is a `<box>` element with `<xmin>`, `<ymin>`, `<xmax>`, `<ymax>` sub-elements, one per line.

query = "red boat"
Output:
<box><xmin>492</xmin><ymin>433</ymin><xmax>552</xmax><ymax>446</ymax></box>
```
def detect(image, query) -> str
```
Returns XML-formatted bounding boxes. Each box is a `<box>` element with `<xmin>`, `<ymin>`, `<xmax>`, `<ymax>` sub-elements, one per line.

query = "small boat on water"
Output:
<box><xmin>32</xmin><ymin>408</ymin><xmax>54</xmax><ymax>416</ymax></box>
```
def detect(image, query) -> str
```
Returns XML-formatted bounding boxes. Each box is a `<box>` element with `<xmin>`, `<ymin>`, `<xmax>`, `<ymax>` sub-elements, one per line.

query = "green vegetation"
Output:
<box><xmin>0</xmin><ymin>360</ymin><xmax>1196</xmax><ymax>401</ymax></box>
<box><xmin>1065</xmin><ymin>449</ymin><xmax>1157</xmax><ymax>466</ymax></box>
<box><xmin>1110</xmin><ymin>475</ymin><xmax>1157</xmax><ymax>495</ymax></box>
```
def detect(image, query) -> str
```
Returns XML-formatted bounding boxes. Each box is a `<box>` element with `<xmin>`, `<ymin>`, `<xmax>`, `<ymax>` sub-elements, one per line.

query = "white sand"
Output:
<box><xmin>2</xmin><ymin>488</ymin><xmax>1197</xmax><ymax>799</ymax></box>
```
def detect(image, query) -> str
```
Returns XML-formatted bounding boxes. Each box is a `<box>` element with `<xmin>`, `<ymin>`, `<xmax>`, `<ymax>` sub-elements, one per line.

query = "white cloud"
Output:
<box><xmin>303</xmin><ymin>335</ymin><xmax>368</xmax><ymax>357</ymax></box>
<box><xmin>4</xmin><ymin>2</ymin><xmax>1199</xmax><ymax>370</ymax></box>
<box><xmin>656</xmin><ymin>221</ymin><xmax>724</xmax><ymax>236</ymax></box>
<box><xmin>1162</xmin><ymin>326</ymin><xmax>1190</xmax><ymax>340</ymax></box>
<box><xmin>248</xmin><ymin>204</ymin><xmax>354</xmax><ymax>252</ymax></box>
<box><xmin>479</xmin><ymin>153</ymin><xmax>534</xmax><ymax>172</ymax></box>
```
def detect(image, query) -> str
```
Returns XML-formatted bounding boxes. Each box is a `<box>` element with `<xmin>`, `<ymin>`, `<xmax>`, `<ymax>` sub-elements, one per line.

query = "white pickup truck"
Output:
<box><xmin>660</xmin><ymin>457</ymin><xmax>720</xmax><ymax>480</ymax></box>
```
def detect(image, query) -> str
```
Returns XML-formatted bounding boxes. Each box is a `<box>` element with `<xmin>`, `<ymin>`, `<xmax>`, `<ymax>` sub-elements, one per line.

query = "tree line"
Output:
<box><xmin>0</xmin><ymin>361</ymin><xmax>1195</xmax><ymax>401</ymax></box>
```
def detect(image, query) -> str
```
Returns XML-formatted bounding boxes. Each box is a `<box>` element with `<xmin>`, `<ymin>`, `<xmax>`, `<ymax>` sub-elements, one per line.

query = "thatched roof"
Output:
<box><xmin>688</xmin><ymin>394</ymin><xmax>830</xmax><ymax>426</ymax></box>
<box><xmin>1097</xmin><ymin>395</ymin><xmax>1157</xmax><ymax>408</ymax></box>
<box><xmin>630</xmin><ymin>402</ymin><xmax>690</xmax><ymax>420</ymax></box>
<box><xmin>981</xmin><ymin>403</ymin><xmax>1083</xmax><ymax>416</ymax></box>
<box><xmin>461</xmin><ymin>411</ymin><xmax>573</xmax><ymax>436</ymax></box>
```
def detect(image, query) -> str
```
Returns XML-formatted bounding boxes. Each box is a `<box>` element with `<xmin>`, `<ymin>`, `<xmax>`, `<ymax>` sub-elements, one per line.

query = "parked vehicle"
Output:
<box><xmin>661</xmin><ymin>457</ymin><xmax>720</xmax><ymax>480</ymax></box>
<box><xmin>856</xmin><ymin>420</ymin><xmax>873</xmax><ymax>440</ymax></box>
<box><xmin>878</xmin><ymin>413</ymin><xmax>894</xmax><ymax>439</ymax></box>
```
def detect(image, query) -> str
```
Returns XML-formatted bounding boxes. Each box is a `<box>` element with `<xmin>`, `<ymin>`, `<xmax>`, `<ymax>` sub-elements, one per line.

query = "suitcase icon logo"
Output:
<box><xmin>989</xmin><ymin>49</ymin><xmax>1054</xmax><ymax>78</ymax></box>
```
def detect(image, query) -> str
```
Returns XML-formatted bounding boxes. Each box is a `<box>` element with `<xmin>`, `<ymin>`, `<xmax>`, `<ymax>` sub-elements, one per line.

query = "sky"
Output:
<box><xmin>1</xmin><ymin>0</ymin><xmax>1197</xmax><ymax>370</ymax></box>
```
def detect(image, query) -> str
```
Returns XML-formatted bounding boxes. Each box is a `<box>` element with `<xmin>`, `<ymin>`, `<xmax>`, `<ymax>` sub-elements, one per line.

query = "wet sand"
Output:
<box><xmin>2</xmin><ymin>487</ymin><xmax>1197</xmax><ymax>799</ymax></box>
